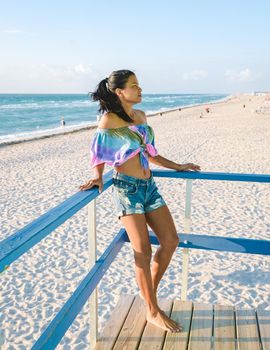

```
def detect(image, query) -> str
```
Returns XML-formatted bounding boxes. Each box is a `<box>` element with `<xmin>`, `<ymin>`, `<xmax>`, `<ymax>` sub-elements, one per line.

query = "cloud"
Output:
<box><xmin>225</xmin><ymin>68</ymin><xmax>253</xmax><ymax>82</ymax></box>
<box><xmin>73</xmin><ymin>64</ymin><xmax>93</xmax><ymax>75</ymax></box>
<box><xmin>181</xmin><ymin>70</ymin><xmax>208</xmax><ymax>81</ymax></box>
<box><xmin>0</xmin><ymin>63</ymin><xmax>100</xmax><ymax>93</ymax></box>
<box><xmin>38</xmin><ymin>63</ymin><xmax>95</xmax><ymax>79</ymax></box>
<box><xmin>2</xmin><ymin>29</ymin><xmax>22</xmax><ymax>34</ymax></box>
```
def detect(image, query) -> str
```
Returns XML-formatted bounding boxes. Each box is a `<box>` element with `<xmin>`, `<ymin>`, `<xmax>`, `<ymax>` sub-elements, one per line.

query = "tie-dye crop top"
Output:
<box><xmin>90</xmin><ymin>123</ymin><xmax>158</xmax><ymax>169</ymax></box>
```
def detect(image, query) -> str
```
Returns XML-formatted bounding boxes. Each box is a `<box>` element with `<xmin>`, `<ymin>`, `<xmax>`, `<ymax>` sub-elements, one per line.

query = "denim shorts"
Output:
<box><xmin>112</xmin><ymin>170</ymin><xmax>167</xmax><ymax>219</ymax></box>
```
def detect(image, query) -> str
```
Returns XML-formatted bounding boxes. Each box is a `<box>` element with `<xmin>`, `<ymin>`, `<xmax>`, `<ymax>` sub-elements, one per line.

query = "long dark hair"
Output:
<box><xmin>90</xmin><ymin>69</ymin><xmax>135</xmax><ymax>122</ymax></box>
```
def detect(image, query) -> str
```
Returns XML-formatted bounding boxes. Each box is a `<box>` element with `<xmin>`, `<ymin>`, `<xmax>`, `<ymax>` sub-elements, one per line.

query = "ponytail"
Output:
<box><xmin>89</xmin><ymin>70</ymin><xmax>135</xmax><ymax>123</ymax></box>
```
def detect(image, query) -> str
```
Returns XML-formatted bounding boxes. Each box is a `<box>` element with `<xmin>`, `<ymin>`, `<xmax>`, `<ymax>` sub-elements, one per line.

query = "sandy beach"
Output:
<box><xmin>1</xmin><ymin>94</ymin><xmax>270</xmax><ymax>349</ymax></box>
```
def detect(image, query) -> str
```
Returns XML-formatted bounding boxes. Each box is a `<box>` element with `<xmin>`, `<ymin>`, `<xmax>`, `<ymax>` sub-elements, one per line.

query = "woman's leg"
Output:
<box><xmin>145</xmin><ymin>205</ymin><xmax>180</xmax><ymax>296</ymax></box>
<box><xmin>120</xmin><ymin>213</ymin><xmax>182</xmax><ymax>332</ymax></box>
<box><xmin>120</xmin><ymin>213</ymin><xmax>156</xmax><ymax>311</ymax></box>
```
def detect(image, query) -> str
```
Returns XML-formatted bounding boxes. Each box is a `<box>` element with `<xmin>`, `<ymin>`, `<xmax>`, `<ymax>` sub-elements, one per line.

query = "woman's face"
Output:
<box><xmin>117</xmin><ymin>75</ymin><xmax>142</xmax><ymax>104</ymax></box>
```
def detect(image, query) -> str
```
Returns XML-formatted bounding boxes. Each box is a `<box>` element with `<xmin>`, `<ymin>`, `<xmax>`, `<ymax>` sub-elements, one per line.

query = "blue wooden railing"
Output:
<box><xmin>0</xmin><ymin>170</ymin><xmax>269</xmax><ymax>349</ymax></box>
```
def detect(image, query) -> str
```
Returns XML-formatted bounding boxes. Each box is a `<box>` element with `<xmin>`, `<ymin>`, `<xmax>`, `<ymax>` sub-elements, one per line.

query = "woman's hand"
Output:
<box><xmin>79</xmin><ymin>177</ymin><xmax>103</xmax><ymax>193</ymax></box>
<box><xmin>177</xmin><ymin>163</ymin><xmax>201</xmax><ymax>172</ymax></box>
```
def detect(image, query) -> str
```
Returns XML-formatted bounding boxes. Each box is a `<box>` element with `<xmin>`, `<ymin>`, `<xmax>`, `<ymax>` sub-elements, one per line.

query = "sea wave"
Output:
<box><xmin>0</xmin><ymin>93</ymin><xmax>230</xmax><ymax>145</ymax></box>
<box><xmin>0</xmin><ymin>121</ymin><xmax>98</xmax><ymax>146</ymax></box>
<box><xmin>0</xmin><ymin>100</ymin><xmax>95</xmax><ymax>110</ymax></box>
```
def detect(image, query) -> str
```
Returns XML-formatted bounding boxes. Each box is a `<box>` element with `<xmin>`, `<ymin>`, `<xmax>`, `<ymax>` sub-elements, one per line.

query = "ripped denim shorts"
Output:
<box><xmin>112</xmin><ymin>170</ymin><xmax>166</xmax><ymax>219</ymax></box>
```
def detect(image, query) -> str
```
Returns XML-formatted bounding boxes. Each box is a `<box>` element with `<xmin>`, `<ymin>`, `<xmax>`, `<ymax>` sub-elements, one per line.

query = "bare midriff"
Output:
<box><xmin>114</xmin><ymin>153</ymin><xmax>151</xmax><ymax>179</ymax></box>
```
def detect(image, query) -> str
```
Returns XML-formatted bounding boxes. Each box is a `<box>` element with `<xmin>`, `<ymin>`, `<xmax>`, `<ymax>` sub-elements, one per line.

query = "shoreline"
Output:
<box><xmin>1</xmin><ymin>92</ymin><xmax>270</xmax><ymax>349</ymax></box>
<box><xmin>0</xmin><ymin>94</ymin><xmax>232</xmax><ymax>148</ymax></box>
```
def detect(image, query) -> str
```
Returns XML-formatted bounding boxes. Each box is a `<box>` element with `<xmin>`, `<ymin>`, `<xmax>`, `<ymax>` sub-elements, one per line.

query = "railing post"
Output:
<box><xmin>181</xmin><ymin>179</ymin><xmax>193</xmax><ymax>301</ymax></box>
<box><xmin>0</xmin><ymin>329</ymin><xmax>5</xmax><ymax>350</ymax></box>
<box><xmin>1</xmin><ymin>264</ymin><xmax>9</xmax><ymax>348</ymax></box>
<box><xmin>88</xmin><ymin>199</ymin><xmax>98</xmax><ymax>350</ymax></box>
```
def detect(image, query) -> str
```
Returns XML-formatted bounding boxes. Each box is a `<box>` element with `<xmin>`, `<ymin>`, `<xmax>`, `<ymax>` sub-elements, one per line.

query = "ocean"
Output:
<box><xmin>0</xmin><ymin>93</ymin><xmax>228</xmax><ymax>144</ymax></box>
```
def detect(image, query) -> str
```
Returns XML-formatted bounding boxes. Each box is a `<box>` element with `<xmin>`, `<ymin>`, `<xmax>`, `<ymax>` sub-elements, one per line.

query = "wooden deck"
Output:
<box><xmin>95</xmin><ymin>295</ymin><xmax>270</xmax><ymax>350</ymax></box>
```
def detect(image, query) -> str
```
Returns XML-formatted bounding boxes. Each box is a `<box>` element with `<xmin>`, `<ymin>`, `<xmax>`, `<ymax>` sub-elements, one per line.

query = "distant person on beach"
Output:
<box><xmin>79</xmin><ymin>70</ymin><xmax>200</xmax><ymax>333</ymax></box>
<box><xmin>60</xmin><ymin>117</ymin><xmax>66</xmax><ymax>127</ymax></box>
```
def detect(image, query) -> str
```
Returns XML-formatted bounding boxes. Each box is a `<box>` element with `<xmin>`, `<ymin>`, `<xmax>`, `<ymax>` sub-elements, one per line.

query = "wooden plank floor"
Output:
<box><xmin>95</xmin><ymin>295</ymin><xmax>270</xmax><ymax>350</ymax></box>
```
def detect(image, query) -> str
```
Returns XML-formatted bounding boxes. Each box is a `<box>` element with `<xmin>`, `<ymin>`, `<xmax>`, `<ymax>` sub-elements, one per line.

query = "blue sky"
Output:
<box><xmin>0</xmin><ymin>0</ymin><xmax>269</xmax><ymax>93</ymax></box>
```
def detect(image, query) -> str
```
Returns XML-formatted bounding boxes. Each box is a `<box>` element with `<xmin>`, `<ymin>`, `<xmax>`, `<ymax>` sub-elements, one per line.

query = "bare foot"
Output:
<box><xmin>138</xmin><ymin>292</ymin><xmax>168</xmax><ymax>319</ymax></box>
<box><xmin>146</xmin><ymin>309</ymin><xmax>182</xmax><ymax>333</ymax></box>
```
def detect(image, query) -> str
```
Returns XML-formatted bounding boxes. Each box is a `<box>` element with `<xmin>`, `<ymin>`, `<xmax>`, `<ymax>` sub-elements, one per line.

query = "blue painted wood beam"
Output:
<box><xmin>32</xmin><ymin>228</ymin><xmax>128</xmax><ymax>350</ymax></box>
<box><xmin>122</xmin><ymin>231</ymin><xmax>270</xmax><ymax>256</ymax></box>
<box><xmin>152</xmin><ymin>169</ymin><xmax>270</xmax><ymax>183</ymax></box>
<box><xmin>0</xmin><ymin>170</ymin><xmax>113</xmax><ymax>273</ymax></box>
<box><xmin>33</xmin><ymin>228</ymin><xmax>270</xmax><ymax>349</ymax></box>
<box><xmin>1</xmin><ymin>170</ymin><xmax>269</xmax><ymax>274</ymax></box>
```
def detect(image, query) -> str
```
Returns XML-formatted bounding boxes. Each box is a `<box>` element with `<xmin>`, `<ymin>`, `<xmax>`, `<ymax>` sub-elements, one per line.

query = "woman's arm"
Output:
<box><xmin>149</xmin><ymin>155</ymin><xmax>200</xmax><ymax>172</ymax></box>
<box><xmin>137</xmin><ymin>110</ymin><xmax>200</xmax><ymax>172</ymax></box>
<box><xmin>79</xmin><ymin>163</ymin><xmax>105</xmax><ymax>192</ymax></box>
<box><xmin>93</xmin><ymin>163</ymin><xmax>105</xmax><ymax>179</ymax></box>
<box><xmin>149</xmin><ymin>155</ymin><xmax>181</xmax><ymax>170</ymax></box>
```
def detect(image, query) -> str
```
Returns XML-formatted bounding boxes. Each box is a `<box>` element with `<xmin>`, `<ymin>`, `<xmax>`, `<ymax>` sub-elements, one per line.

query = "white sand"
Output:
<box><xmin>0</xmin><ymin>94</ymin><xmax>270</xmax><ymax>349</ymax></box>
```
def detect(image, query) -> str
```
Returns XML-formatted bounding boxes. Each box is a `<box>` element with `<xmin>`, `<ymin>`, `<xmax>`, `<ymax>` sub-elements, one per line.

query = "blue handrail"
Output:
<box><xmin>1</xmin><ymin>170</ymin><xmax>269</xmax><ymax>349</ymax></box>
<box><xmin>0</xmin><ymin>170</ymin><xmax>113</xmax><ymax>273</ymax></box>
<box><xmin>32</xmin><ymin>230</ymin><xmax>270</xmax><ymax>350</ymax></box>
<box><xmin>1</xmin><ymin>170</ymin><xmax>269</xmax><ymax>274</ymax></box>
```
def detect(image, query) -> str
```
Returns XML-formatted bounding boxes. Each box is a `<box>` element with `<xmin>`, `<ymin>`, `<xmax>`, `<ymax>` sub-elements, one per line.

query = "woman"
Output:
<box><xmin>80</xmin><ymin>70</ymin><xmax>200</xmax><ymax>333</ymax></box>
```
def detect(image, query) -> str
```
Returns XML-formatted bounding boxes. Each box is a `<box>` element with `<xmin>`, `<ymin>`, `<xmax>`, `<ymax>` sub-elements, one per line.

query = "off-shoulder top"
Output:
<box><xmin>90</xmin><ymin>123</ymin><xmax>158</xmax><ymax>169</ymax></box>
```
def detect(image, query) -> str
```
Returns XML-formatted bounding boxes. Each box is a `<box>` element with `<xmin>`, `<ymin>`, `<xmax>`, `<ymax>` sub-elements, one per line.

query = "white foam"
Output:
<box><xmin>0</xmin><ymin>121</ymin><xmax>98</xmax><ymax>146</ymax></box>
<box><xmin>0</xmin><ymin>95</ymin><xmax>231</xmax><ymax>147</ymax></box>
<box><xmin>145</xmin><ymin>95</ymin><xmax>231</xmax><ymax>116</ymax></box>
<box><xmin>0</xmin><ymin>100</ymin><xmax>95</xmax><ymax>110</ymax></box>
